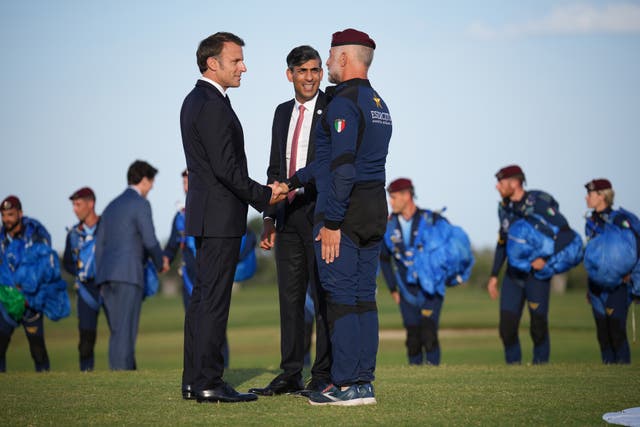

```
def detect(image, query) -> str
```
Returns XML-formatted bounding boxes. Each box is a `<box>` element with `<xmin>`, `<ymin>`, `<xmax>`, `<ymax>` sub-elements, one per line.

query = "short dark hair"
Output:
<box><xmin>286</xmin><ymin>45</ymin><xmax>321</xmax><ymax>69</ymax></box>
<box><xmin>127</xmin><ymin>160</ymin><xmax>158</xmax><ymax>185</ymax></box>
<box><xmin>197</xmin><ymin>32</ymin><xmax>245</xmax><ymax>73</ymax></box>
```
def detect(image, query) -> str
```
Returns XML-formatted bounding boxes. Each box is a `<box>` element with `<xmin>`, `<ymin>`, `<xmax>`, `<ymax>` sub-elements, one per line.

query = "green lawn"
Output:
<box><xmin>1</xmin><ymin>281</ymin><xmax>639</xmax><ymax>426</ymax></box>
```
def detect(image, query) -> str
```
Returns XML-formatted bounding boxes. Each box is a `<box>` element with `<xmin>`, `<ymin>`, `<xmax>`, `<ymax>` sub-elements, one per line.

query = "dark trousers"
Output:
<box><xmin>181</xmin><ymin>276</ymin><xmax>230</xmax><ymax>368</ymax></box>
<box><xmin>499</xmin><ymin>268</ymin><xmax>550</xmax><ymax>364</ymax></box>
<box><xmin>275</xmin><ymin>207</ymin><xmax>331</xmax><ymax>382</ymax></box>
<box><xmin>399</xmin><ymin>286</ymin><xmax>443</xmax><ymax>365</ymax></box>
<box><xmin>0</xmin><ymin>308</ymin><xmax>49</xmax><ymax>372</ymax></box>
<box><xmin>315</xmin><ymin>226</ymin><xmax>380</xmax><ymax>387</ymax></box>
<box><xmin>101</xmin><ymin>281</ymin><xmax>143</xmax><ymax>370</ymax></box>
<box><xmin>182</xmin><ymin>236</ymin><xmax>241</xmax><ymax>391</ymax></box>
<box><xmin>588</xmin><ymin>282</ymin><xmax>631</xmax><ymax>364</ymax></box>
<box><xmin>77</xmin><ymin>280</ymin><xmax>101</xmax><ymax>371</ymax></box>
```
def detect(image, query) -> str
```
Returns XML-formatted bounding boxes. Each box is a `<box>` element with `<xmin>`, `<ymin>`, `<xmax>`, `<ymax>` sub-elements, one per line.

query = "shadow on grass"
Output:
<box><xmin>225</xmin><ymin>367</ymin><xmax>278</xmax><ymax>386</ymax></box>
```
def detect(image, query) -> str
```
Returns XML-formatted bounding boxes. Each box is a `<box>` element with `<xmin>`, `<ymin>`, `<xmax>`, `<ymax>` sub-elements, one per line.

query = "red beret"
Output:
<box><xmin>331</xmin><ymin>28</ymin><xmax>376</xmax><ymax>50</ymax></box>
<box><xmin>69</xmin><ymin>187</ymin><xmax>95</xmax><ymax>201</ymax></box>
<box><xmin>495</xmin><ymin>164</ymin><xmax>525</xmax><ymax>181</ymax></box>
<box><xmin>585</xmin><ymin>178</ymin><xmax>612</xmax><ymax>192</ymax></box>
<box><xmin>387</xmin><ymin>178</ymin><xmax>413</xmax><ymax>193</ymax></box>
<box><xmin>1</xmin><ymin>195</ymin><xmax>22</xmax><ymax>211</ymax></box>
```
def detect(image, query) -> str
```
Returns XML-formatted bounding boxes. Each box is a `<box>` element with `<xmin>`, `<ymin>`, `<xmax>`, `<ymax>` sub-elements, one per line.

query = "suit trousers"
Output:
<box><xmin>101</xmin><ymin>281</ymin><xmax>143</xmax><ymax>370</ymax></box>
<box><xmin>182</xmin><ymin>236</ymin><xmax>241</xmax><ymax>391</ymax></box>
<box><xmin>274</xmin><ymin>206</ymin><xmax>331</xmax><ymax>381</ymax></box>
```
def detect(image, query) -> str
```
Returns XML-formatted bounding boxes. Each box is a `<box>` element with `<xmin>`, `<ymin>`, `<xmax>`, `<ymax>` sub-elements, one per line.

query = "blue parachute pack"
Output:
<box><xmin>584</xmin><ymin>207</ymin><xmax>640</xmax><ymax>292</ymax></box>
<box><xmin>67</xmin><ymin>224</ymin><xmax>101</xmax><ymax>310</ymax></box>
<box><xmin>178</xmin><ymin>221</ymin><xmax>257</xmax><ymax>296</ymax></box>
<box><xmin>505</xmin><ymin>191</ymin><xmax>584</xmax><ymax>280</ymax></box>
<box><xmin>383</xmin><ymin>209</ymin><xmax>474</xmax><ymax>306</ymax></box>
<box><xmin>0</xmin><ymin>217</ymin><xmax>70</xmax><ymax>321</ymax></box>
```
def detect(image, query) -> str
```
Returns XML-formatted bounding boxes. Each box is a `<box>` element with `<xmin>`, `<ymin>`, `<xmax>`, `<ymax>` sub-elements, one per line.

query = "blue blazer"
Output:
<box><xmin>180</xmin><ymin>80</ymin><xmax>271</xmax><ymax>238</ymax></box>
<box><xmin>95</xmin><ymin>188</ymin><xmax>164</xmax><ymax>286</ymax></box>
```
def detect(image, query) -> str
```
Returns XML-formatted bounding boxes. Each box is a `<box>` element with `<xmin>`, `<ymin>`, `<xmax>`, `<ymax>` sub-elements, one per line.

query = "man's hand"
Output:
<box><xmin>315</xmin><ymin>227</ymin><xmax>340</xmax><ymax>264</ymax></box>
<box><xmin>487</xmin><ymin>276</ymin><xmax>499</xmax><ymax>300</ymax></box>
<box><xmin>391</xmin><ymin>291</ymin><xmax>400</xmax><ymax>305</ymax></box>
<box><xmin>260</xmin><ymin>219</ymin><xmax>276</xmax><ymax>250</ymax></box>
<box><xmin>161</xmin><ymin>256</ymin><xmax>170</xmax><ymax>273</ymax></box>
<box><xmin>268</xmin><ymin>181</ymin><xmax>288</xmax><ymax>205</ymax></box>
<box><xmin>531</xmin><ymin>257</ymin><xmax>546</xmax><ymax>271</ymax></box>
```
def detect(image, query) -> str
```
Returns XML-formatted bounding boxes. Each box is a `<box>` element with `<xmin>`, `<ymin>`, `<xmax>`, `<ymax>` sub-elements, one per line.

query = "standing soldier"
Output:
<box><xmin>0</xmin><ymin>195</ymin><xmax>70</xmax><ymax>372</ymax></box>
<box><xmin>286</xmin><ymin>28</ymin><xmax>392</xmax><ymax>406</ymax></box>
<box><xmin>583</xmin><ymin>178</ymin><xmax>640</xmax><ymax>364</ymax></box>
<box><xmin>63</xmin><ymin>187</ymin><xmax>101</xmax><ymax>371</ymax></box>
<box><xmin>487</xmin><ymin>165</ymin><xmax>581</xmax><ymax>364</ymax></box>
<box><xmin>380</xmin><ymin>178</ymin><xmax>473</xmax><ymax>366</ymax></box>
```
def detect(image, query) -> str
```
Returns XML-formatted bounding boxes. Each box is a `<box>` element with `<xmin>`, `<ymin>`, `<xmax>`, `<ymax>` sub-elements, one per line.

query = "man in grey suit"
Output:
<box><xmin>95</xmin><ymin>160</ymin><xmax>167</xmax><ymax>370</ymax></box>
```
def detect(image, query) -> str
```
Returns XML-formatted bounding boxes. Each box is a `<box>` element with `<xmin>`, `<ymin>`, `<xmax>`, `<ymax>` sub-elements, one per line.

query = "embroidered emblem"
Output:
<box><xmin>421</xmin><ymin>309</ymin><xmax>433</xmax><ymax>317</ymax></box>
<box><xmin>373</xmin><ymin>95</ymin><xmax>382</xmax><ymax>108</ymax></box>
<box><xmin>528</xmin><ymin>302</ymin><xmax>539</xmax><ymax>311</ymax></box>
<box><xmin>334</xmin><ymin>119</ymin><xmax>346</xmax><ymax>133</ymax></box>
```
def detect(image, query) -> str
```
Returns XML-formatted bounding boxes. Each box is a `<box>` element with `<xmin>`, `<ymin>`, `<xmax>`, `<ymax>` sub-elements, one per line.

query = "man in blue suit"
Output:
<box><xmin>180</xmin><ymin>32</ymin><xmax>284</xmax><ymax>404</ymax></box>
<box><xmin>250</xmin><ymin>45</ymin><xmax>331</xmax><ymax>397</ymax></box>
<box><xmin>95</xmin><ymin>160</ymin><xmax>167</xmax><ymax>370</ymax></box>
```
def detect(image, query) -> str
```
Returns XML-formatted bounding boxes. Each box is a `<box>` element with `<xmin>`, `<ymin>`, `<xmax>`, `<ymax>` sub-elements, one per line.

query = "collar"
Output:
<box><xmin>199</xmin><ymin>76</ymin><xmax>226</xmax><ymax>97</ymax></box>
<box><xmin>336</xmin><ymin>78</ymin><xmax>371</xmax><ymax>92</ymax></box>
<box><xmin>128</xmin><ymin>185</ymin><xmax>142</xmax><ymax>196</ymax></box>
<box><xmin>294</xmin><ymin>91</ymin><xmax>319</xmax><ymax>112</ymax></box>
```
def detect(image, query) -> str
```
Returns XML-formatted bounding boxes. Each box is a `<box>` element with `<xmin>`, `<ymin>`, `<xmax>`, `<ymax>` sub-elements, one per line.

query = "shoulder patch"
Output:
<box><xmin>334</xmin><ymin>119</ymin><xmax>346</xmax><ymax>133</ymax></box>
<box><xmin>621</xmin><ymin>219</ymin><xmax>631</xmax><ymax>229</ymax></box>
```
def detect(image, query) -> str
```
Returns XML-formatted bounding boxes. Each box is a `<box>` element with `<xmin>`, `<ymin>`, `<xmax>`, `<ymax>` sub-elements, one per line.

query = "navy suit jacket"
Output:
<box><xmin>95</xmin><ymin>188</ymin><xmax>164</xmax><ymax>286</ymax></box>
<box><xmin>181</xmin><ymin>79</ymin><xmax>271</xmax><ymax>237</ymax></box>
<box><xmin>263</xmin><ymin>90</ymin><xmax>326</xmax><ymax>230</ymax></box>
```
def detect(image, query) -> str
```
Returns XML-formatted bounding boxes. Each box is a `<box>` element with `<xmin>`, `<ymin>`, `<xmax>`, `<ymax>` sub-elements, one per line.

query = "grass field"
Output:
<box><xmin>1</xmin><ymin>280</ymin><xmax>639</xmax><ymax>426</ymax></box>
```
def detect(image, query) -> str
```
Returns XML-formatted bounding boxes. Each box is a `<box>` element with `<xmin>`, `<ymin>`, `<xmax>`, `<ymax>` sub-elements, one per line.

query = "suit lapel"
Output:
<box><xmin>306</xmin><ymin>90</ymin><xmax>325</xmax><ymax>164</ymax></box>
<box><xmin>278</xmin><ymin>100</ymin><xmax>295</xmax><ymax>177</ymax></box>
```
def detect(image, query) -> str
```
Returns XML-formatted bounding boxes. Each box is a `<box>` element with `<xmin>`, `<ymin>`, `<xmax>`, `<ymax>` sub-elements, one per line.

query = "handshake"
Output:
<box><xmin>268</xmin><ymin>181</ymin><xmax>291</xmax><ymax>205</ymax></box>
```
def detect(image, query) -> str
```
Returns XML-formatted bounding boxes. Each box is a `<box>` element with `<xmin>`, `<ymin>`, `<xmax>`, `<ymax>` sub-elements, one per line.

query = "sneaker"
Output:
<box><xmin>308</xmin><ymin>384</ymin><xmax>364</xmax><ymax>406</ymax></box>
<box><xmin>358</xmin><ymin>383</ymin><xmax>376</xmax><ymax>405</ymax></box>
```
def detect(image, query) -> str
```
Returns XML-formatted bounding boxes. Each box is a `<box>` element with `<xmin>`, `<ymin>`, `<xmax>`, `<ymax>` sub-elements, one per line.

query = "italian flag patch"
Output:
<box><xmin>334</xmin><ymin>119</ymin><xmax>346</xmax><ymax>133</ymax></box>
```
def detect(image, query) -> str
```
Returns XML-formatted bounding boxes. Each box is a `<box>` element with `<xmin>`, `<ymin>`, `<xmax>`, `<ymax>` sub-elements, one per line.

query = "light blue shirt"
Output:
<box><xmin>398</xmin><ymin>215</ymin><xmax>413</xmax><ymax>246</ymax></box>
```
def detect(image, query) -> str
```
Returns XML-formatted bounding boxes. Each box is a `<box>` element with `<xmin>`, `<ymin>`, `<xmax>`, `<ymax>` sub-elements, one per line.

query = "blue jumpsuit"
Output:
<box><xmin>585</xmin><ymin>208</ymin><xmax>639</xmax><ymax>364</ymax></box>
<box><xmin>293</xmin><ymin>78</ymin><xmax>392</xmax><ymax>386</ymax></box>
<box><xmin>491</xmin><ymin>191</ymin><xmax>574</xmax><ymax>364</ymax></box>
<box><xmin>63</xmin><ymin>220</ymin><xmax>101</xmax><ymax>371</ymax></box>
<box><xmin>380</xmin><ymin>209</ymin><xmax>444</xmax><ymax>365</ymax></box>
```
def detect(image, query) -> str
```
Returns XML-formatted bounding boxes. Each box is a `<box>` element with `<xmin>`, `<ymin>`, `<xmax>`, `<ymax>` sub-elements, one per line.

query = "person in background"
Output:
<box><xmin>583</xmin><ymin>178</ymin><xmax>640</xmax><ymax>364</ymax></box>
<box><xmin>63</xmin><ymin>187</ymin><xmax>102</xmax><ymax>371</ymax></box>
<box><xmin>95</xmin><ymin>160</ymin><xmax>167</xmax><ymax>371</ymax></box>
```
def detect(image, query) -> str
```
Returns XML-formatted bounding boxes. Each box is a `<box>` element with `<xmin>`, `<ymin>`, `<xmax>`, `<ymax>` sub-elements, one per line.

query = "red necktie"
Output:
<box><xmin>288</xmin><ymin>105</ymin><xmax>305</xmax><ymax>203</ymax></box>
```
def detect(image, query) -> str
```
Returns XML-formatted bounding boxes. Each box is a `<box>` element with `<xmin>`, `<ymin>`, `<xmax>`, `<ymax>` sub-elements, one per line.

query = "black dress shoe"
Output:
<box><xmin>182</xmin><ymin>384</ymin><xmax>196</xmax><ymax>400</ymax></box>
<box><xmin>248</xmin><ymin>376</ymin><xmax>304</xmax><ymax>396</ymax></box>
<box><xmin>296</xmin><ymin>378</ymin><xmax>331</xmax><ymax>397</ymax></box>
<box><xmin>196</xmin><ymin>383</ymin><xmax>258</xmax><ymax>403</ymax></box>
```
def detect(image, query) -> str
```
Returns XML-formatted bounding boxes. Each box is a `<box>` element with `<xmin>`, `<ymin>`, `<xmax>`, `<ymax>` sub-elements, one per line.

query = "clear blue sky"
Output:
<box><xmin>1</xmin><ymin>0</ymin><xmax>639</xmax><ymax>251</ymax></box>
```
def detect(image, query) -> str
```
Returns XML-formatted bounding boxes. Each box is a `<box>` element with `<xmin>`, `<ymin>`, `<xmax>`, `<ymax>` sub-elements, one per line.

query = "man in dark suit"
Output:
<box><xmin>249</xmin><ymin>45</ymin><xmax>331</xmax><ymax>397</ymax></box>
<box><xmin>180</xmin><ymin>32</ymin><xmax>284</xmax><ymax>404</ymax></box>
<box><xmin>95</xmin><ymin>160</ymin><xmax>167</xmax><ymax>370</ymax></box>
